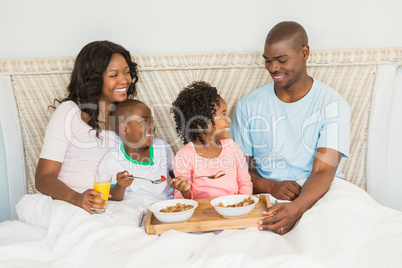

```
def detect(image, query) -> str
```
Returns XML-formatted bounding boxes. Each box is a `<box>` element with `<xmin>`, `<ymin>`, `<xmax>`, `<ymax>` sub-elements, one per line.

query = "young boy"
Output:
<box><xmin>98</xmin><ymin>99</ymin><xmax>174</xmax><ymax>201</ymax></box>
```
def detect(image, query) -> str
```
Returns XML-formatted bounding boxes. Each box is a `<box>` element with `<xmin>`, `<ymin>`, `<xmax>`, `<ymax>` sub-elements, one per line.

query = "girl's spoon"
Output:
<box><xmin>186</xmin><ymin>170</ymin><xmax>225</xmax><ymax>181</ymax></box>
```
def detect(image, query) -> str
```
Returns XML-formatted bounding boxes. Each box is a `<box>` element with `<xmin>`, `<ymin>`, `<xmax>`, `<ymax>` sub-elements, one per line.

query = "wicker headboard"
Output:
<box><xmin>1</xmin><ymin>48</ymin><xmax>401</xmax><ymax>196</ymax></box>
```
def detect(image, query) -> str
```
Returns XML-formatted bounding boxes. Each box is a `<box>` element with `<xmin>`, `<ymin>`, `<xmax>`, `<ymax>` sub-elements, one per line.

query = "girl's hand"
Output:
<box><xmin>168</xmin><ymin>176</ymin><xmax>191</xmax><ymax>198</ymax></box>
<box><xmin>116</xmin><ymin>171</ymin><xmax>134</xmax><ymax>187</ymax></box>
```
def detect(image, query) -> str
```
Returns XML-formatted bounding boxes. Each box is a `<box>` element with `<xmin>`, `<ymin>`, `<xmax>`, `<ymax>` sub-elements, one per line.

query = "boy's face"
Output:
<box><xmin>121</xmin><ymin>103</ymin><xmax>154</xmax><ymax>149</ymax></box>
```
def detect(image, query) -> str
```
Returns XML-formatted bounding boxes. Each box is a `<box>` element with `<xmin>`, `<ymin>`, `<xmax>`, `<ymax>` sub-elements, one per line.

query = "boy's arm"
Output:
<box><xmin>109</xmin><ymin>171</ymin><xmax>133</xmax><ymax>201</ymax></box>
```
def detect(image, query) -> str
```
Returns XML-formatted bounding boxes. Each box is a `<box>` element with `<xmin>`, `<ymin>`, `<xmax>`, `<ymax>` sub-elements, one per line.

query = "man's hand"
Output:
<box><xmin>258</xmin><ymin>202</ymin><xmax>303</xmax><ymax>235</ymax></box>
<box><xmin>270</xmin><ymin>180</ymin><xmax>301</xmax><ymax>200</ymax></box>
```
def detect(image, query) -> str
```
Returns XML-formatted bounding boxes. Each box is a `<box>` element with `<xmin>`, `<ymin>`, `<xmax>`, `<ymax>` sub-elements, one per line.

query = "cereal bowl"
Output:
<box><xmin>149</xmin><ymin>199</ymin><xmax>198</xmax><ymax>223</ymax></box>
<box><xmin>210</xmin><ymin>195</ymin><xmax>259</xmax><ymax>219</ymax></box>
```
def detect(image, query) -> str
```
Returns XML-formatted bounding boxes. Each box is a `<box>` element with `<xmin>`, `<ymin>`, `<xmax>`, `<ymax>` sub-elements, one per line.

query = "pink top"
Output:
<box><xmin>40</xmin><ymin>101</ymin><xmax>120</xmax><ymax>190</ymax></box>
<box><xmin>173</xmin><ymin>139</ymin><xmax>253</xmax><ymax>199</ymax></box>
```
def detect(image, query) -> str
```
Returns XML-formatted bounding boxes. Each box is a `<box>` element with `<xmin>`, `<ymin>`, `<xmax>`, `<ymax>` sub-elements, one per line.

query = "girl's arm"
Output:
<box><xmin>172</xmin><ymin>148</ymin><xmax>194</xmax><ymax>199</ymax></box>
<box><xmin>168</xmin><ymin>177</ymin><xmax>191</xmax><ymax>199</ymax></box>
<box><xmin>232</xmin><ymin>142</ymin><xmax>253</xmax><ymax>195</ymax></box>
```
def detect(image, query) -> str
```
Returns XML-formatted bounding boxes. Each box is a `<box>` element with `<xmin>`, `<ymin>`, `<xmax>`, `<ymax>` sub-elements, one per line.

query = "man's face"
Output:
<box><xmin>263</xmin><ymin>40</ymin><xmax>308</xmax><ymax>90</ymax></box>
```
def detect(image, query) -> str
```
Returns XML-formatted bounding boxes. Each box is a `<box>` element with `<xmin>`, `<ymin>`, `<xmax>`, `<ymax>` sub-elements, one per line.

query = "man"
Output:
<box><xmin>230</xmin><ymin>21</ymin><xmax>350</xmax><ymax>234</ymax></box>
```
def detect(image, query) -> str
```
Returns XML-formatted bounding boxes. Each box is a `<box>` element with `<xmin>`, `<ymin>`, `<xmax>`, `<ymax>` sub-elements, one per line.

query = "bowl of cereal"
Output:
<box><xmin>149</xmin><ymin>199</ymin><xmax>198</xmax><ymax>223</ymax></box>
<box><xmin>210</xmin><ymin>195</ymin><xmax>259</xmax><ymax>219</ymax></box>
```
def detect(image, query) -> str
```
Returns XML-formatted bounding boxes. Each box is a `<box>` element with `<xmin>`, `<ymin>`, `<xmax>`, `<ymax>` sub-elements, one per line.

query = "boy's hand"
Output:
<box><xmin>116</xmin><ymin>171</ymin><xmax>134</xmax><ymax>187</ymax></box>
<box><xmin>168</xmin><ymin>176</ymin><xmax>191</xmax><ymax>197</ymax></box>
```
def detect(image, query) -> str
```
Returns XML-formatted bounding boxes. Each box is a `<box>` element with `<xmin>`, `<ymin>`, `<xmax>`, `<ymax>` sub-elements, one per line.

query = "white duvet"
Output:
<box><xmin>1</xmin><ymin>178</ymin><xmax>402</xmax><ymax>268</ymax></box>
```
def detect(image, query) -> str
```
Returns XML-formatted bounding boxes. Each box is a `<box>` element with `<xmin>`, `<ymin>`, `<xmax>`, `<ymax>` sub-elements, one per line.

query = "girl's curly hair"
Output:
<box><xmin>54</xmin><ymin>40</ymin><xmax>139</xmax><ymax>138</ymax></box>
<box><xmin>171</xmin><ymin>81</ymin><xmax>221</xmax><ymax>146</ymax></box>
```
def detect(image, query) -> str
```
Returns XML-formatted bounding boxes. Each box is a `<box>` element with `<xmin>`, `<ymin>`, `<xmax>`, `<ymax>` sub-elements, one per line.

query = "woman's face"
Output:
<box><xmin>100</xmin><ymin>53</ymin><xmax>132</xmax><ymax>104</ymax></box>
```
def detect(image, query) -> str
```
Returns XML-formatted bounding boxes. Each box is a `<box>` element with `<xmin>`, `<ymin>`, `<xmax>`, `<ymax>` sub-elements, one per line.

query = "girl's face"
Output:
<box><xmin>210</xmin><ymin>98</ymin><xmax>231</xmax><ymax>142</ymax></box>
<box><xmin>122</xmin><ymin>103</ymin><xmax>154</xmax><ymax>149</ymax></box>
<box><xmin>100</xmin><ymin>53</ymin><xmax>132</xmax><ymax>104</ymax></box>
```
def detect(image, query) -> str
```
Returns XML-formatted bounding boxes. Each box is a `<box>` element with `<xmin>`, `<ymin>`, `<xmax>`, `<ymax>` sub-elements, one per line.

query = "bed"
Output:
<box><xmin>0</xmin><ymin>49</ymin><xmax>402</xmax><ymax>267</ymax></box>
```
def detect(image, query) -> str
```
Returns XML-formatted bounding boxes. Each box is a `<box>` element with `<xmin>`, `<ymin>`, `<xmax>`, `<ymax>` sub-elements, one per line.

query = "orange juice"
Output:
<box><xmin>91</xmin><ymin>176</ymin><xmax>112</xmax><ymax>213</ymax></box>
<box><xmin>93</xmin><ymin>181</ymin><xmax>111</xmax><ymax>202</ymax></box>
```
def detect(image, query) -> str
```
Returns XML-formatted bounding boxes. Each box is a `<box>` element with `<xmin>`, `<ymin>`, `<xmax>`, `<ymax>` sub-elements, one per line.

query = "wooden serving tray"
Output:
<box><xmin>145</xmin><ymin>195</ymin><xmax>271</xmax><ymax>235</ymax></box>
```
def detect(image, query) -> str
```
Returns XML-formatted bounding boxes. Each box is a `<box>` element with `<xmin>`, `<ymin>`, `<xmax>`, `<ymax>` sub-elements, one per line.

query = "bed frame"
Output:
<box><xmin>1</xmin><ymin>48</ymin><xmax>401</xmax><ymax>220</ymax></box>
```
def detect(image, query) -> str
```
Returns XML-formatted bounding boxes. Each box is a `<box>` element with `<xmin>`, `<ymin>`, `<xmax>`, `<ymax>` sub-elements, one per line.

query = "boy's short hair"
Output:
<box><xmin>171</xmin><ymin>81</ymin><xmax>221</xmax><ymax>145</ymax></box>
<box><xmin>111</xmin><ymin>99</ymin><xmax>144</xmax><ymax>135</ymax></box>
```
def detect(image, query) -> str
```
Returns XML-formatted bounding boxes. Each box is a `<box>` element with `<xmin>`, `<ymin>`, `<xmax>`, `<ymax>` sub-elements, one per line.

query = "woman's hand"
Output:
<box><xmin>168</xmin><ymin>176</ymin><xmax>191</xmax><ymax>199</ymax></box>
<box><xmin>72</xmin><ymin>189</ymin><xmax>108</xmax><ymax>214</ymax></box>
<box><xmin>258</xmin><ymin>202</ymin><xmax>303</xmax><ymax>235</ymax></box>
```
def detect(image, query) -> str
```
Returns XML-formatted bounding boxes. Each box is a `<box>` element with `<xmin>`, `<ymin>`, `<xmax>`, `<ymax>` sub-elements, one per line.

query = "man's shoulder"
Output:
<box><xmin>313</xmin><ymin>79</ymin><xmax>349</xmax><ymax>105</ymax></box>
<box><xmin>238</xmin><ymin>82</ymin><xmax>273</xmax><ymax>104</ymax></box>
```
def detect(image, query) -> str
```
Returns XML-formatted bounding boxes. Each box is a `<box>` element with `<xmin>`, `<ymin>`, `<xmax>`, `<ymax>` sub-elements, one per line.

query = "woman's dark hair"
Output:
<box><xmin>56</xmin><ymin>40</ymin><xmax>139</xmax><ymax>137</ymax></box>
<box><xmin>171</xmin><ymin>81</ymin><xmax>221</xmax><ymax>146</ymax></box>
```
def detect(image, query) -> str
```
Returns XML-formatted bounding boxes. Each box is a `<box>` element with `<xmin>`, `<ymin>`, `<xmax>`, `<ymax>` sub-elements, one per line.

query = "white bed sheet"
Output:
<box><xmin>0</xmin><ymin>178</ymin><xmax>401</xmax><ymax>268</ymax></box>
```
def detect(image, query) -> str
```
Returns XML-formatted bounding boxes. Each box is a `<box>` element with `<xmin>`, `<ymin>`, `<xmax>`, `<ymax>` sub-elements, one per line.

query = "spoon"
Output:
<box><xmin>127</xmin><ymin>175</ymin><xmax>166</xmax><ymax>184</ymax></box>
<box><xmin>186</xmin><ymin>170</ymin><xmax>226</xmax><ymax>181</ymax></box>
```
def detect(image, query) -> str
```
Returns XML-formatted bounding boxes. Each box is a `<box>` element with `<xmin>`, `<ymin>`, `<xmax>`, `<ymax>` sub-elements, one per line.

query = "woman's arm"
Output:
<box><xmin>35</xmin><ymin>158</ymin><xmax>106</xmax><ymax>214</ymax></box>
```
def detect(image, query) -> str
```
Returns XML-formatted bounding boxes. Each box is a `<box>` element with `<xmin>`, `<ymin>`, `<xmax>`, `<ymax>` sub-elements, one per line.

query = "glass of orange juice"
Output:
<box><xmin>91</xmin><ymin>173</ymin><xmax>112</xmax><ymax>213</ymax></box>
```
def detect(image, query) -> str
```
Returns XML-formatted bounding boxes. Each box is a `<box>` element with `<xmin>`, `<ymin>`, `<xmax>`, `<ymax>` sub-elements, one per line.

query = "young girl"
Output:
<box><xmin>169</xmin><ymin>81</ymin><xmax>253</xmax><ymax>199</ymax></box>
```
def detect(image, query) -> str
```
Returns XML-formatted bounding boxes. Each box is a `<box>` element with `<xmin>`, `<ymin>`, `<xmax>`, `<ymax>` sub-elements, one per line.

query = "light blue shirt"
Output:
<box><xmin>230</xmin><ymin>78</ymin><xmax>350</xmax><ymax>181</ymax></box>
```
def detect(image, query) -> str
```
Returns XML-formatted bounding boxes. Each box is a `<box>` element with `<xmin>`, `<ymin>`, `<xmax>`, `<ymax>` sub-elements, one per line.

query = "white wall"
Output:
<box><xmin>1</xmin><ymin>0</ymin><xmax>402</xmax><ymax>58</ymax></box>
<box><xmin>0</xmin><ymin>0</ymin><xmax>401</xmax><ymax>210</ymax></box>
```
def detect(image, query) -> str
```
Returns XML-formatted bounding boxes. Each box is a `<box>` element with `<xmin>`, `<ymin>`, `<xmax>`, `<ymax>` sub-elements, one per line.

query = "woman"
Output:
<box><xmin>35</xmin><ymin>40</ymin><xmax>139</xmax><ymax>214</ymax></box>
